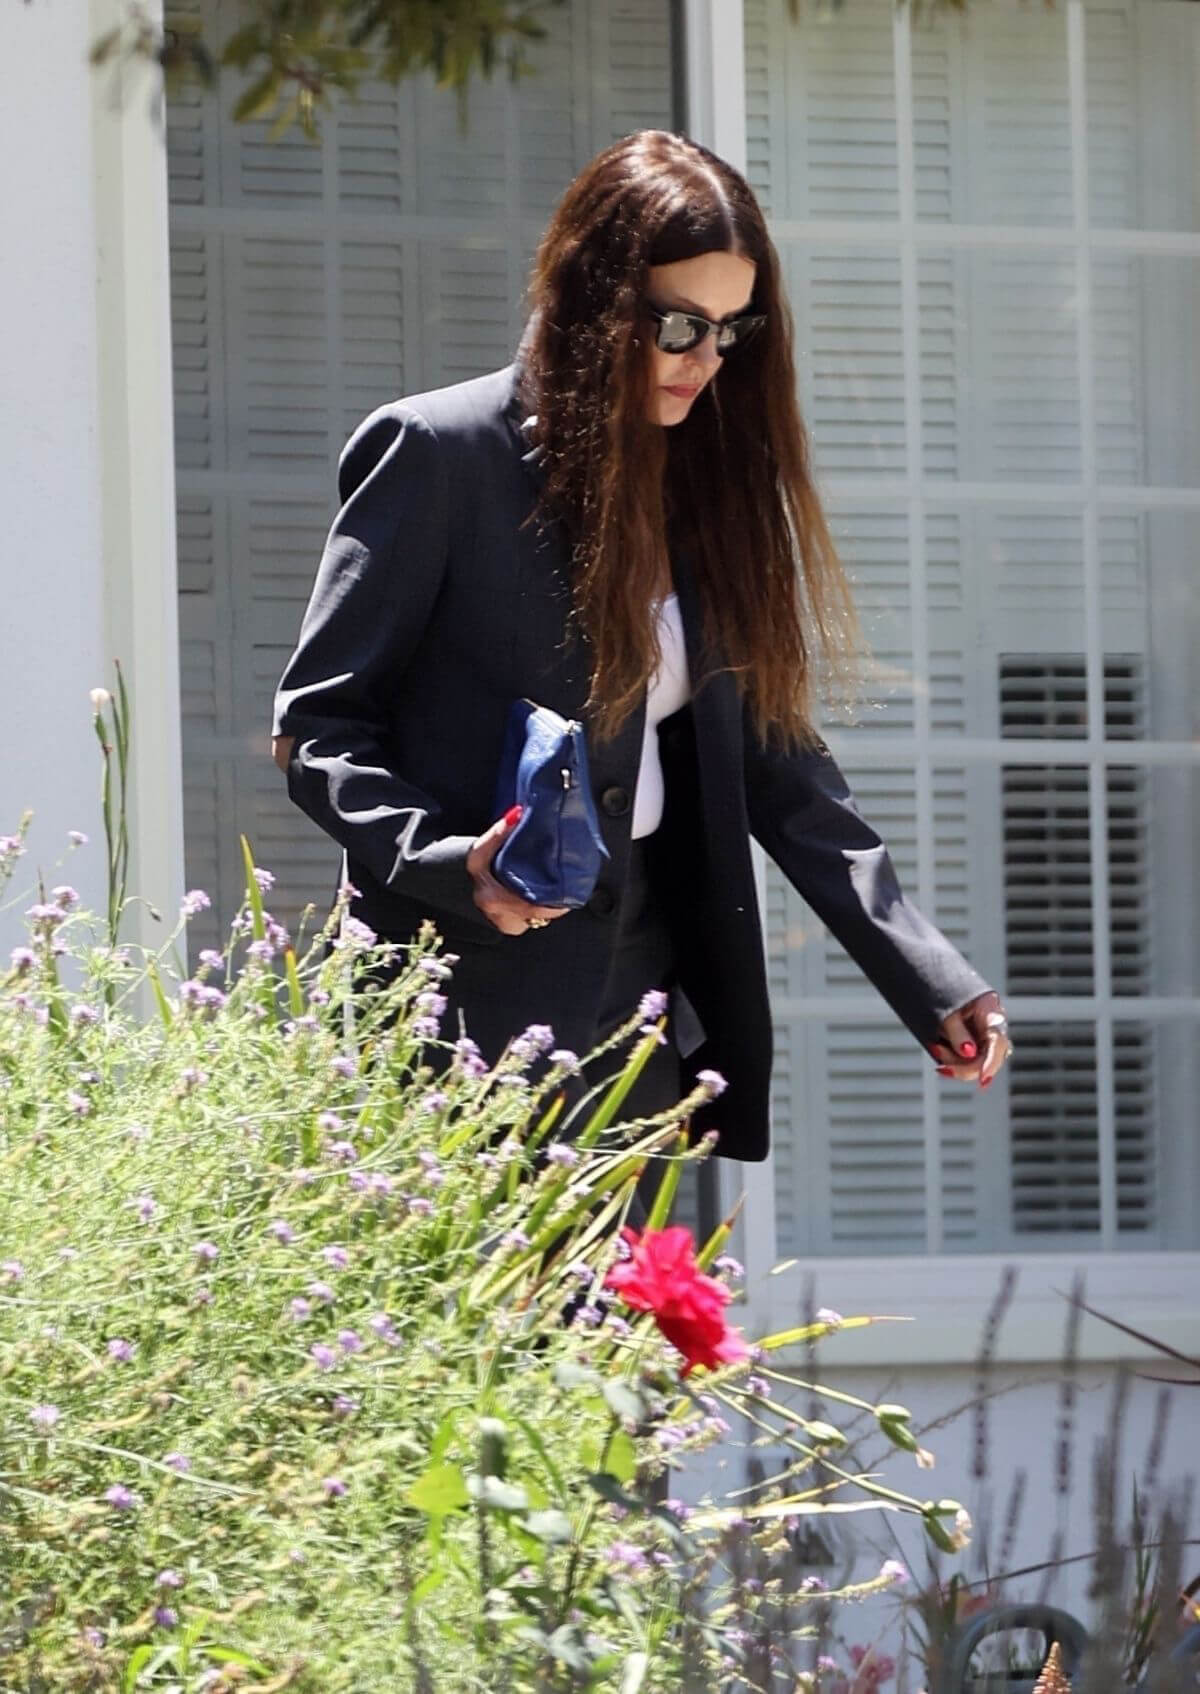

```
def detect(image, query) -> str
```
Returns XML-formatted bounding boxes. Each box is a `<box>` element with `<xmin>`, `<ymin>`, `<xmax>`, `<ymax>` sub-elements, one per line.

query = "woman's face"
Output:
<box><xmin>643</xmin><ymin>249</ymin><xmax>758</xmax><ymax>427</ymax></box>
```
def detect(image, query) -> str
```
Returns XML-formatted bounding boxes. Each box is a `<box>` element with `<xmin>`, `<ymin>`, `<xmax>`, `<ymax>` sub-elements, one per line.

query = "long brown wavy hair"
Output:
<box><xmin>519</xmin><ymin>128</ymin><xmax>861</xmax><ymax>748</ymax></box>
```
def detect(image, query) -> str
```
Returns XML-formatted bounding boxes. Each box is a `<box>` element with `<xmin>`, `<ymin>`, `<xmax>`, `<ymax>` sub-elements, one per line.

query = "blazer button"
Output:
<box><xmin>600</xmin><ymin>786</ymin><xmax>630</xmax><ymax>818</ymax></box>
<box><xmin>586</xmin><ymin>885</ymin><xmax>616</xmax><ymax>917</ymax></box>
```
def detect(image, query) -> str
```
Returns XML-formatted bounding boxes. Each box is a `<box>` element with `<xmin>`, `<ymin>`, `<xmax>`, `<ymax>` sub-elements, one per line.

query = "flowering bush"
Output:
<box><xmin>0</xmin><ymin>801</ymin><xmax>965</xmax><ymax>1692</ymax></box>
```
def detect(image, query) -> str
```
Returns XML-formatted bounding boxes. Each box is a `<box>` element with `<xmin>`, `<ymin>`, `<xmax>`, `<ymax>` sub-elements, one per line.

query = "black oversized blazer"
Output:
<box><xmin>273</xmin><ymin>360</ymin><xmax>992</xmax><ymax>1161</ymax></box>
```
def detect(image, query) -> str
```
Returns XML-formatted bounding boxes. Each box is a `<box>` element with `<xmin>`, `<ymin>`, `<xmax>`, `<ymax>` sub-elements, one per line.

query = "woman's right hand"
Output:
<box><xmin>466</xmin><ymin>807</ymin><xmax>571</xmax><ymax>936</ymax></box>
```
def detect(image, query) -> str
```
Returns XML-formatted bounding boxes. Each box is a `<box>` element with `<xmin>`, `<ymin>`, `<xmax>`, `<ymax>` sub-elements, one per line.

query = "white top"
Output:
<box><xmin>631</xmin><ymin>593</ymin><xmax>692</xmax><ymax>839</ymax></box>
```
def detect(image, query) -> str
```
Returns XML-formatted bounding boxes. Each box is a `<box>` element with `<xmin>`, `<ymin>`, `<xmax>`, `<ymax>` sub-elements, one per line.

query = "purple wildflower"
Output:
<box><xmin>546</xmin><ymin>1143</ymin><xmax>579</xmax><ymax>1169</ymax></box>
<box><xmin>335</xmin><ymin>916</ymin><xmax>377</xmax><ymax>950</ymax></box>
<box><xmin>192</xmin><ymin>1241</ymin><xmax>219</xmax><ymax>1263</ymax></box>
<box><xmin>25</xmin><ymin>903</ymin><xmax>64</xmax><ymax>927</ymax></box>
<box><xmin>638</xmin><ymin>988</ymin><xmax>669</xmax><ymax>1021</ymax></box>
<box><xmin>522</xmin><ymin>1022</ymin><xmax>556</xmax><ymax>1053</ymax></box>
<box><xmin>550</xmin><ymin>1048</ymin><xmax>580</xmax><ymax>1071</ymax></box>
<box><xmin>816</xmin><ymin>1307</ymin><xmax>844</xmax><ymax>1329</ymax></box>
<box><xmin>107</xmin><ymin>1338</ymin><xmax>135</xmax><ymax>1363</ymax></box>
<box><xmin>321</xmin><ymin>1245</ymin><xmax>349</xmax><ymax>1271</ymax></box>
<box><xmin>134</xmin><ymin>1191</ymin><xmax>157</xmax><ymax>1223</ymax></box>
<box><xmin>879</xmin><ymin>1558</ymin><xmax>909</xmax><ymax>1587</ymax></box>
<box><xmin>192</xmin><ymin>1285</ymin><xmax>213</xmax><ymax>1306</ymax></box>
<box><xmin>307</xmin><ymin>1280</ymin><xmax>336</xmax><ymax>1304</ymax></box>
<box><xmin>329</xmin><ymin>1053</ymin><xmax>357</xmax><ymax>1079</ymax></box>
<box><xmin>407</xmin><ymin>1195</ymin><xmax>433</xmax><ymax>1216</ymax></box>
<box><xmin>318</xmin><ymin>1110</ymin><xmax>343</xmax><ymax>1134</ymax></box>
<box><xmin>9</xmin><ymin>946</ymin><xmax>35</xmax><ymax>973</ymax></box>
<box><xmin>607</xmin><ymin>1541</ymin><xmax>648</xmax><ymax>1570</ymax></box>
<box><xmin>179</xmin><ymin>1066</ymin><xmax>207</xmax><ymax>1091</ymax></box>
<box><xmin>154</xmin><ymin>1607</ymin><xmax>178</xmax><ymax>1629</ymax></box>
<box><xmin>2</xmin><ymin>1260</ymin><xmax>24</xmax><ymax>1281</ymax></box>
<box><xmin>501</xmin><ymin>1229</ymin><xmax>530</xmax><ymax>1250</ymax></box>
<box><xmin>252</xmin><ymin>866</ymin><xmax>275</xmax><ymax>891</ymax></box>
<box><xmin>414</xmin><ymin>990</ymin><xmax>447</xmax><ymax>1016</ymax></box>
<box><xmin>713</xmin><ymin>1254</ymin><xmax>744</xmax><ymax>1278</ymax></box>
<box><xmin>180</xmin><ymin>889</ymin><xmax>211</xmax><ymax>917</ymax></box>
<box><xmin>156</xmin><ymin>1568</ymin><xmax>185</xmax><ymax>1589</ymax></box>
<box><xmin>30</xmin><ymin>1403</ymin><xmax>60</xmax><ymax>1430</ymax></box>
<box><xmin>323</xmin><ymin>1476</ymin><xmax>347</xmax><ymax>1498</ymax></box>
<box><xmin>104</xmin><ymin>1483</ymin><xmax>140</xmax><ymax>1511</ymax></box>
<box><xmin>67</xmin><ymin>1091</ymin><xmax>91</xmax><ymax>1117</ymax></box>
<box><xmin>369</xmin><ymin>1313</ymin><xmax>399</xmax><ymax>1345</ymax></box>
<box><xmin>410</xmin><ymin>1016</ymin><xmax>440</xmax><ymax>1041</ymax></box>
<box><xmin>368</xmin><ymin>1172</ymin><xmax>393</xmax><ymax>1197</ymax></box>
<box><xmin>337</xmin><ymin>1328</ymin><xmax>363</xmax><ymax>1354</ymax></box>
<box><xmin>417</xmin><ymin>957</ymin><xmax>451</xmax><ymax>980</ymax></box>
<box><xmin>164</xmin><ymin>1452</ymin><xmax>191</xmax><ymax>1473</ymax></box>
<box><xmin>575</xmin><ymin>1303</ymin><xmax>604</xmax><ymax>1326</ymax></box>
<box><xmin>310</xmin><ymin>1343</ymin><xmax>338</xmax><ymax>1372</ymax></box>
<box><xmin>420</xmin><ymin>1090</ymin><xmax>448</xmax><ymax>1113</ymax></box>
<box><xmin>246</xmin><ymin>939</ymin><xmax>274</xmax><ymax>964</ymax></box>
<box><xmin>325</xmin><ymin>1139</ymin><xmax>358</xmax><ymax>1163</ymax></box>
<box><xmin>268</xmin><ymin>1219</ymin><xmax>296</xmax><ymax>1245</ymax></box>
<box><xmin>696</xmin><ymin>1068</ymin><xmax>728</xmax><ymax>1098</ymax></box>
<box><xmin>51</xmin><ymin>885</ymin><xmax>80</xmax><ymax>911</ymax></box>
<box><xmin>332</xmin><ymin>1394</ymin><xmax>359</xmax><ymax>1417</ymax></box>
<box><xmin>198</xmin><ymin>948</ymin><xmax>223</xmax><ymax>970</ymax></box>
<box><xmin>289</xmin><ymin>1298</ymin><xmax>311</xmax><ymax>1322</ymax></box>
<box><xmin>68</xmin><ymin>830</ymin><xmax>88</xmax><ymax>847</ymax></box>
<box><xmin>748</xmin><ymin>1375</ymin><xmax>769</xmax><ymax>1397</ymax></box>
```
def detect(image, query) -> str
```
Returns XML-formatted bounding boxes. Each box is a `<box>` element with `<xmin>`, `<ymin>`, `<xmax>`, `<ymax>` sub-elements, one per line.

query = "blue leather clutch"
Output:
<box><xmin>492</xmin><ymin>700</ymin><xmax>610</xmax><ymax>908</ymax></box>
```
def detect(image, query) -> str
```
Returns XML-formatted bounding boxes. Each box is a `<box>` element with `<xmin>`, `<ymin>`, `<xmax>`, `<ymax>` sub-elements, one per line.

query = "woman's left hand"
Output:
<box><xmin>929</xmin><ymin>991</ymin><xmax>1013</xmax><ymax>1088</ymax></box>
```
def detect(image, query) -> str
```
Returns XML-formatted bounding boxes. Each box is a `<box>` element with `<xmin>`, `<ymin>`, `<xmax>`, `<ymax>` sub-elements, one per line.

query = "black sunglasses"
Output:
<box><xmin>644</xmin><ymin>301</ymin><xmax>767</xmax><ymax>356</ymax></box>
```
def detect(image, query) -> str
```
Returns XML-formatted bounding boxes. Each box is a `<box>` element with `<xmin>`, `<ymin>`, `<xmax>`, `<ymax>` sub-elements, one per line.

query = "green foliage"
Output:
<box><xmin>0</xmin><ymin>820</ymin><xmax>952</xmax><ymax>1690</ymax></box>
<box><xmin>90</xmin><ymin>0</ymin><xmax>570</xmax><ymax>139</ymax></box>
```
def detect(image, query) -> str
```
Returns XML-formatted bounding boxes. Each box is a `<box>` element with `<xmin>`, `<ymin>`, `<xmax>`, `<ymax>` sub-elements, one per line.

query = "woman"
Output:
<box><xmin>272</xmin><ymin>130</ymin><xmax>1011</xmax><ymax>1161</ymax></box>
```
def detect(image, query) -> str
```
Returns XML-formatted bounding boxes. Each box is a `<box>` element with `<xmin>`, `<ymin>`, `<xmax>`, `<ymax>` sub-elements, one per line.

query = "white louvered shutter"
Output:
<box><xmin>166</xmin><ymin>0</ymin><xmax>678</xmax><ymax>959</ymax></box>
<box><xmin>748</xmin><ymin>0</ymin><xmax>1196</xmax><ymax>1257</ymax></box>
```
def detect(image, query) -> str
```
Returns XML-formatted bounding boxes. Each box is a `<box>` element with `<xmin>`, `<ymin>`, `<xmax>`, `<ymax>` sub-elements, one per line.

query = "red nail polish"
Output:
<box><xmin>936</xmin><ymin>1066</ymin><xmax>954</xmax><ymax>1078</ymax></box>
<box><xmin>980</xmin><ymin>1076</ymin><xmax>993</xmax><ymax>1090</ymax></box>
<box><xmin>503</xmin><ymin>805</ymin><xmax>523</xmax><ymax>829</ymax></box>
<box><xmin>960</xmin><ymin>1041</ymin><xmax>977</xmax><ymax>1060</ymax></box>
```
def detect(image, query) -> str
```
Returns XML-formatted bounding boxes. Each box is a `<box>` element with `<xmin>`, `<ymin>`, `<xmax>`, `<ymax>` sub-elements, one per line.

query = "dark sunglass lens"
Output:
<box><xmin>657</xmin><ymin>311</ymin><xmax>703</xmax><ymax>353</ymax></box>
<box><xmin>718</xmin><ymin>315</ymin><xmax>764</xmax><ymax>354</ymax></box>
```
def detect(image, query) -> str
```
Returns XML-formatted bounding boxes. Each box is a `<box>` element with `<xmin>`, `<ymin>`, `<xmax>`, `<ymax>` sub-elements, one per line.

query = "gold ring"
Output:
<box><xmin>527</xmin><ymin>917</ymin><xmax>550</xmax><ymax>930</ymax></box>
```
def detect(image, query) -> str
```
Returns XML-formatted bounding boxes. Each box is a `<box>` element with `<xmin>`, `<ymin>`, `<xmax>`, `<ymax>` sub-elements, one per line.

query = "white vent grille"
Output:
<box><xmin>1001</xmin><ymin>656</ymin><xmax>1155</xmax><ymax>1235</ymax></box>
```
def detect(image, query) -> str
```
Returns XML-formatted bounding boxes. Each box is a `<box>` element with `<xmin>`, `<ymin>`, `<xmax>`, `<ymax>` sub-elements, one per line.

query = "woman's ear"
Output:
<box><xmin>271</xmin><ymin>735</ymin><xmax>295</xmax><ymax>773</ymax></box>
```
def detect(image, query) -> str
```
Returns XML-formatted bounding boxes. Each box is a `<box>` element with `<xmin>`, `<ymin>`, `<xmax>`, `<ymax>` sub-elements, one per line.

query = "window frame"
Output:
<box><xmin>682</xmin><ymin>0</ymin><xmax>1200</xmax><ymax>1328</ymax></box>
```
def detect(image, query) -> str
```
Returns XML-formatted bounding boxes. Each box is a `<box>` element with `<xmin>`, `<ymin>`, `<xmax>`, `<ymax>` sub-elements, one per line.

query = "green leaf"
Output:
<box><xmin>602</xmin><ymin>1379</ymin><xmax>646</xmax><ymax>1426</ymax></box>
<box><xmin>524</xmin><ymin>1508</ymin><xmax>572</xmax><ymax>1543</ymax></box>
<box><xmin>643</xmin><ymin>1130</ymin><xmax>687</xmax><ymax>1230</ymax></box>
<box><xmin>122</xmin><ymin>1646</ymin><xmax>153</xmax><ymax>1693</ymax></box>
<box><xmin>586</xmin><ymin>1471</ymin><xmax>643</xmax><ymax>1513</ymax></box>
<box><xmin>513</xmin><ymin>1414</ymin><xmax>568</xmax><ymax>1504</ymax></box>
<box><xmin>467</xmin><ymin>1474</ymin><xmax>528</xmax><ymax>1512</ymax></box>
<box><xmin>606</xmin><ymin>1428</ymin><xmax>637</xmax><ymax>1485</ymax></box>
<box><xmin>552</xmin><ymin>1359</ymin><xmax>600</xmax><ymax>1394</ymax></box>
<box><xmin>239</xmin><ymin>833</ymin><xmax>267</xmax><ymax>941</ymax></box>
<box><xmin>146</xmin><ymin>959</ymin><xmax>173</xmax><ymax>1028</ymax></box>
<box><xmin>283</xmin><ymin>947</ymin><xmax>304</xmax><ymax>1016</ymax></box>
<box><xmin>406</xmin><ymin>1461</ymin><xmax>470</xmax><ymax>1516</ymax></box>
<box><xmin>232</xmin><ymin>69</ymin><xmax>280</xmax><ymax>124</ymax></box>
<box><xmin>411</xmin><ymin>1568</ymin><xmax>447</xmax><ymax>1603</ymax></box>
<box><xmin>196</xmin><ymin>1644</ymin><xmax>272</xmax><ymax>1674</ymax></box>
<box><xmin>621</xmin><ymin>1653</ymin><xmax>650</xmax><ymax>1694</ymax></box>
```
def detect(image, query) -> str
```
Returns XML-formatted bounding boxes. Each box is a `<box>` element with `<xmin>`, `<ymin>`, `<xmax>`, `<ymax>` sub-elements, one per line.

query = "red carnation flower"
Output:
<box><xmin>603</xmin><ymin>1226</ymin><xmax>750</xmax><ymax>1376</ymax></box>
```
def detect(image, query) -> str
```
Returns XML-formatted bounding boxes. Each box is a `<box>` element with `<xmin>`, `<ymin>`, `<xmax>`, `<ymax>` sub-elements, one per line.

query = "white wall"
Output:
<box><xmin>0</xmin><ymin>2</ymin><xmax>111</xmax><ymax>937</ymax></box>
<box><xmin>0</xmin><ymin>0</ymin><xmax>184</xmax><ymax>959</ymax></box>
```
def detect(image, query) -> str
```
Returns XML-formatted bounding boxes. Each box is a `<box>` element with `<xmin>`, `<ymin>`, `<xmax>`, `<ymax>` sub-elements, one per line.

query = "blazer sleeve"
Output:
<box><xmin>272</xmin><ymin>405</ymin><xmax>491</xmax><ymax>934</ymax></box>
<box><xmin>742</xmin><ymin>717</ymin><xmax>993</xmax><ymax>1047</ymax></box>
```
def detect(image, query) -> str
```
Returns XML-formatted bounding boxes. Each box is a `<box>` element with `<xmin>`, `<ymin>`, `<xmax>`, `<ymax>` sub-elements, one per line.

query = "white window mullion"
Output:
<box><xmin>1069</xmin><ymin>0</ymin><xmax>1119</xmax><ymax>1249</ymax></box>
<box><xmin>894</xmin><ymin>0</ymin><xmax>943</xmax><ymax>1254</ymax></box>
